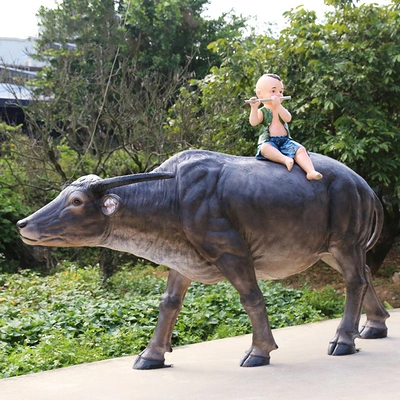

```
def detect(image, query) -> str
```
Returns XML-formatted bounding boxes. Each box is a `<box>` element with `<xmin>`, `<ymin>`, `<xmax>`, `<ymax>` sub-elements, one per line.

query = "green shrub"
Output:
<box><xmin>299</xmin><ymin>286</ymin><xmax>345</xmax><ymax>319</ymax></box>
<box><xmin>0</xmin><ymin>186</ymin><xmax>32</xmax><ymax>272</ymax></box>
<box><xmin>0</xmin><ymin>264</ymin><xmax>345</xmax><ymax>378</ymax></box>
<box><xmin>0</xmin><ymin>188</ymin><xmax>31</xmax><ymax>249</ymax></box>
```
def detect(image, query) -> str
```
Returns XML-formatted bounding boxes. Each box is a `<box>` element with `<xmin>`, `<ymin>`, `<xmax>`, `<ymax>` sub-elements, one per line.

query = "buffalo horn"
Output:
<box><xmin>92</xmin><ymin>172</ymin><xmax>175</xmax><ymax>192</ymax></box>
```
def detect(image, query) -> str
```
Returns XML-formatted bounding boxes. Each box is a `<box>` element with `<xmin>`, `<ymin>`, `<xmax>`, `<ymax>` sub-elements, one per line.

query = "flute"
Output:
<box><xmin>244</xmin><ymin>96</ymin><xmax>291</xmax><ymax>104</ymax></box>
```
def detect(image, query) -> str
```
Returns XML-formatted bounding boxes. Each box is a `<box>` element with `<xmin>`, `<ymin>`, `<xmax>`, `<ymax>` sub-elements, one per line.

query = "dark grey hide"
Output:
<box><xmin>17</xmin><ymin>150</ymin><xmax>389</xmax><ymax>369</ymax></box>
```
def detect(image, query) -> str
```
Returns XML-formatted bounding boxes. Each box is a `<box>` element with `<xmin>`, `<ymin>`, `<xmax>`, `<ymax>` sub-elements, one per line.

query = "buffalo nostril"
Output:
<box><xmin>17</xmin><ymin>220</ymin><xmax>28</xmax><ymax>230</ymax></box>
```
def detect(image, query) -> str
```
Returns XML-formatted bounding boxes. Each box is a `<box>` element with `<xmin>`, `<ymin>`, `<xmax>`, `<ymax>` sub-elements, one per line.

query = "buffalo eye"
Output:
<box><xmin>72</xmin><ymin>198</ymin><xmax>83</xmax><ymax>206</ymax></box>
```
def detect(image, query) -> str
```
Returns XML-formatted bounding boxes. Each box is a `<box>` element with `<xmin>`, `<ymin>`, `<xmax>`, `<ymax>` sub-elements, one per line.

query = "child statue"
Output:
<box><xmin>247</xmin><ymin>73</ymin><xmax>322</xmax><ymax>180</ymax></box>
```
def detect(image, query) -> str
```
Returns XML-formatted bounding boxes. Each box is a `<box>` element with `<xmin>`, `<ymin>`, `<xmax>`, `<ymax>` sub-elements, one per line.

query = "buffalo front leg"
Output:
<box><xmin>360</xmin><ymin>265</ymin><xmax>390</xmax><ymax>339</ymax></box>
<box><xmin>217</xmin><ymin>254</ymin><xmax>278</xmax><ymax>367</ymax></box>
<box><xmin>133</xmin><ymin>269</ymin><xmax>191</xmax><ymax>370</ymax></box>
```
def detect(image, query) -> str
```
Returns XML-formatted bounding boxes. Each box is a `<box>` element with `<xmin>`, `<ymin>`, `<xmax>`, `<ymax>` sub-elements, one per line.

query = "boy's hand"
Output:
<box><xmin>247</xmin><ymin>96</ymin><xmax>260</xmax><ymax>109</ymax></box>
<box><xmin>270</xmin><ymin>95</ymin><xmax>282</xmax><ymax>108</ymax></box>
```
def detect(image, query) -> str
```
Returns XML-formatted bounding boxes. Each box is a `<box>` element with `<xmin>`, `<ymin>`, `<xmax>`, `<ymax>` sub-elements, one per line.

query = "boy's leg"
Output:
<box><xmin>294</xmin><ymin>147</ymin><xmax>323</xmax><ymax>180</ymax></box>
<box><xmin>260</xmin><ymin>143</ymin><xmax>294</xmax><ymax>171</ymax></box>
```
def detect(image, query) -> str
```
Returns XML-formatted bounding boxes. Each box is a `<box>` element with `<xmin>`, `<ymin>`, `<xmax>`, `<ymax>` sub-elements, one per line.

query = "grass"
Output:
<box><xmin>0</xmin><ymin>262</ymin><xmax>345</xmax><ymax>378</ymax></box>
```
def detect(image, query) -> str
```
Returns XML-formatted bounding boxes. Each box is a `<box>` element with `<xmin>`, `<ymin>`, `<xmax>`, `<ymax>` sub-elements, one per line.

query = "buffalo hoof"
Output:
<box><xmin>328</xmin><ymin>341</ymin><xmax>358</xmax><ymax>356</ymax></box>
<box><xmin>132</xmin><ymin>353</ymin><xmax>171</xmax><ymax>370</ymax></box>
<box><xmin>240</xmin><ymin>353</ymin><xmax>270</xmax><ymax>367</ymax></box>
<box><xmin>360</xmin><ymin>325</ymin><xmax>388</xmax><ymax>339</ymax></box>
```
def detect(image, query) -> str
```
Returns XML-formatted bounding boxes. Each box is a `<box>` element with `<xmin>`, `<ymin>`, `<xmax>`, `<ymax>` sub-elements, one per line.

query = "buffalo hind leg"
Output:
<box><xmin>360</xmin><ymin>265</ymin><xmax>389</xmax><ymax>339</ymax></box>
<box><xmin>216</xmin><ymin>254</ymin><xmax>278</xmax><ymax>367</ymax></box>
<box><xmin>327</xmin><ymin>245</ymin><xmax>368</xmax><ymax>356</ymax></box>
<box><xmin>133</xmin><ymin>269</ymin><xmax>191</xmax><ymax>370</ymax></box>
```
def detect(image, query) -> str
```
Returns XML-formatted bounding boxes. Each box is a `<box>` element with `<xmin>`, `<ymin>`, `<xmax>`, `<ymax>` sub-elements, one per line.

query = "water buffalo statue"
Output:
<box><xmin>17</xmin><ymin>150</ymin><xmax>389</xmax><ymax>369</ymax></box>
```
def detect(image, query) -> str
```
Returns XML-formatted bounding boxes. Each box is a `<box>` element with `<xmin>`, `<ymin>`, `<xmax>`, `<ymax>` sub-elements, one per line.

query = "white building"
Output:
<box><xmin>0</xmin><ymin>37</ymin><xmax>44</xmax><ymax>124</ymax></box>
<box><xmin>0</xmin><ymin>37</ymin><xmax>45</xmax><ymax>70</ymax></box>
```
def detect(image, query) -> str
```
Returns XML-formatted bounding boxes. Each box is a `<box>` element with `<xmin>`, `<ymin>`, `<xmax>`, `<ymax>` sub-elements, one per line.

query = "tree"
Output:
<box><xmin>27</xmin><ymin>0</ymin><xmax>247</xmax><ymax>182</ymax></box>
<box><xmin>165</xmin><ymin>33</ymin><xmax>269</xmax><ymax>156</ymax></box>
<box><xmin>279</xmin><ymin>0</ymin><xmax>400</xmax><ymax>272</ymax></box>
<box><xmin>168</xmin><ymin>0</ymin><xmax>400</xmax><ymax>272</ymax></box>
<box><xmin>0</xmin><ymin>0</ymin><xmax>246</xmax><ymax>273</ymax></box>
<box><xmin>122</xmin><ymin>0</ymin><xmax>246</xmax><ymax>78</ymax></box>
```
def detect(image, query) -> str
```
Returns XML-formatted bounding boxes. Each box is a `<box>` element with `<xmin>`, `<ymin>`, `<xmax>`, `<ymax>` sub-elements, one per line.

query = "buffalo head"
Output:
<box><xmin>17</xmin><ymin>172</ymin><xmax>174</xmax><ymax>247</ymax></box>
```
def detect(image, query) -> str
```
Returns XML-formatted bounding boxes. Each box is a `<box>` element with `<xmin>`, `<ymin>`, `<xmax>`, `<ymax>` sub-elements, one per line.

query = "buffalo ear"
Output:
<box><xmin>101</xmin><ymin>195</ymin><xmax>120</xmax><ymax>216</ymax></box>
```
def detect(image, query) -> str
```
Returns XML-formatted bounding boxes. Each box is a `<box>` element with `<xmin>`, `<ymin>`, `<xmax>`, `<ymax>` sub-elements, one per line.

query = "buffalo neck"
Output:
<box><xmin>100</xmin><ymin>178</ymin><xmax>184</xmax><ymax>263</ymax></box>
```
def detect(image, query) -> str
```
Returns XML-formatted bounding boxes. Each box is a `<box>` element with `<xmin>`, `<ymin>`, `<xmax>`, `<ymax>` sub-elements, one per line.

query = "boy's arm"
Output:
<box><xmin>271</xmin><ymin>96</ymin><xmax>292</xmax><ymax>123</ymax></box>
<box><xmin>277</xmin><ymin>104</ymin><xmax>292</xmax><ymax>123</ymax></box>
<box><xmin>248</xmin><ymin>97</ymin><xmax>264</xmax><ymax>126</ymax></box>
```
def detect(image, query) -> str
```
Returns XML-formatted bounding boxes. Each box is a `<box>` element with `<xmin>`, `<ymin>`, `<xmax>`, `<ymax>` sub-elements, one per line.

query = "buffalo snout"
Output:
<box><xmin>17</xmin><ymin>219</ymin><xmax>28</xmax><ymax>230</ymax></box>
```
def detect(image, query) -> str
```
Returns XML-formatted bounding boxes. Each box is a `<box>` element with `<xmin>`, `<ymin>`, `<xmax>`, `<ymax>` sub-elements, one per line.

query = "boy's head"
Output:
<box><xmin>255</xmin><ymin>74</ymin><xmax>284</xmax><ymax>99</ymax></box>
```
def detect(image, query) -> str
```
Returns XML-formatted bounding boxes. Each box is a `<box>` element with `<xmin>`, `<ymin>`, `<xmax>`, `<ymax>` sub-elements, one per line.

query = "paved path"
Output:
<box><xmin>1</xmin><ymin>309</ymin><xmax>399</xmax><ymax>400</ymax></box>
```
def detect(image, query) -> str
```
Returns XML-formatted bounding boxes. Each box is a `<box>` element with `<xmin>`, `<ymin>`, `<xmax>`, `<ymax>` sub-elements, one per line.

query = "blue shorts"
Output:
<box><xmin>256</xmin><ymin>136</ymin><xmax>302</xmax><ymax>160</ymax></box>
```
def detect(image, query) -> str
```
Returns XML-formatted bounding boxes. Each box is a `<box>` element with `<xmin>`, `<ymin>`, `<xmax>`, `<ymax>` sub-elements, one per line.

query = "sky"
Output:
<box><xmin>0</xmin><ymin>0</ymin><xmax>391</xmax><ymax>39</ymax></box>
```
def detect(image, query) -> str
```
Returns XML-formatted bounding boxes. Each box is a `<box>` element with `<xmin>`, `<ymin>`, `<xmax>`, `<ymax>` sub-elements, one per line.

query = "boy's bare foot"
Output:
<box><xmin>306</xmin><ymin>170</ymin><xmax>323</xmax><ymax>180</ymax></box>
<box><xmin>285</xmin><ymin>157</ymin><xmax>294</xmax><ymax>172</ymax></box>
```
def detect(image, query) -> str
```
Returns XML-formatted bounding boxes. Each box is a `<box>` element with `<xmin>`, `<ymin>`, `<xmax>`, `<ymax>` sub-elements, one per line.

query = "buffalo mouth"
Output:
<box><xmin>20</xmin><ymin>235</ymin><xmax>39</xmax><ymax>245</ymax></box>
<box><xmin>20</xmin><ymin>234</ymin><xmax>67</xmax><ymax>246</ymax></box>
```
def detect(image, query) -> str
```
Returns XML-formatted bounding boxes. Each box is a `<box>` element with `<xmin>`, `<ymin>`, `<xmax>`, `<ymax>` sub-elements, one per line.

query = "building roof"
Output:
<box><xmin>0</xmin><ymin>83</ymin><xmax>32</xmax><ymax>107</ymax></box>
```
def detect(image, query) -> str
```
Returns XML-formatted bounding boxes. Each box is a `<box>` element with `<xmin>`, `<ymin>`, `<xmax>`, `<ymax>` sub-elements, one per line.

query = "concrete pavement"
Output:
<box><xmin>1</xmin><ymin>309</ymin><xmax>399</xmax><ymax>400</ymax></box>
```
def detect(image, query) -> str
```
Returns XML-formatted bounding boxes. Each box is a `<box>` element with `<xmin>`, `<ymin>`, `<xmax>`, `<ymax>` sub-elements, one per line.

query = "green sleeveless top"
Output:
<box><xmin>257</xmin><ymin>107</ymin><xmax>291</xmax><ymax>145</ymax></box>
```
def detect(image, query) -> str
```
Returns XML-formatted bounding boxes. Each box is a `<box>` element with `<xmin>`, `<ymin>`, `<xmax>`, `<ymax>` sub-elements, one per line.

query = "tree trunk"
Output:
<box><xmin>99</xmin><ymin>248</ymin><xmax>118</xmax><ymax>282</ymax></box>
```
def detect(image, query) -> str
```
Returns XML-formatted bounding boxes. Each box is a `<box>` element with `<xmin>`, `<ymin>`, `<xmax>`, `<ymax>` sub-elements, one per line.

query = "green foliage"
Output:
<box><xmin>178</xmin><ymin>0</ymin><xmax>400</xmax><ymax>191</ymax></box>
<box><xmin>0</xmin><ymin>188</ymin><xmax>30</xmax><ymax>253</ymax></box>
<box><xmin>280</xmin><ymin>1</ymin><xmax>400</xmax><ymax>191</ymax></box>
<box><xmin>0</xmin><ymin>264</ymin><xmax>344</xmax><ymax>378</ymax></box>
<box><xmin>299</xmin><ymin>286</ymin><xmax>344</xmax><ymax>318</ymax></box>
<box><xmin>166</xmin><ymin>34</ymin><xmax>272</xmax><ymax>155</ymax></box>
<box><xmin>279</xmin><ymin>0</ymin><xmax>400</xmax><ymax>264</ymax></box>
<box><xmin>167</xmin><ymin>0</ymin><xmax>400</xmax><ymax>268</ymax></box>
<box><xmin>0</xmin><ymin>136</ymin><xmax>34</xmax><ymax>271</ymax></box>
<box><xmin>28</xmin><ymin>0</ymin><xmax>247</xmax><ymax>179</ymax></box>
<box><xmin>123</xmin><ymin>0</ymin><xmax>246</xmax><ymax>77</ymax></box>
<box><xmin>0</xmin><ymin>122</ymin><xmax>21</xmax><ymax>136</ymax></box>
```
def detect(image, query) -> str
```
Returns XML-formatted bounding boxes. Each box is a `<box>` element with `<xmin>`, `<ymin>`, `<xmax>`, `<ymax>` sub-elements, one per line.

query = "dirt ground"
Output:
<box><xmin>281</xmin><ymin>240</ymin><xmax>400</xmax><ymax>309</ymax></box>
